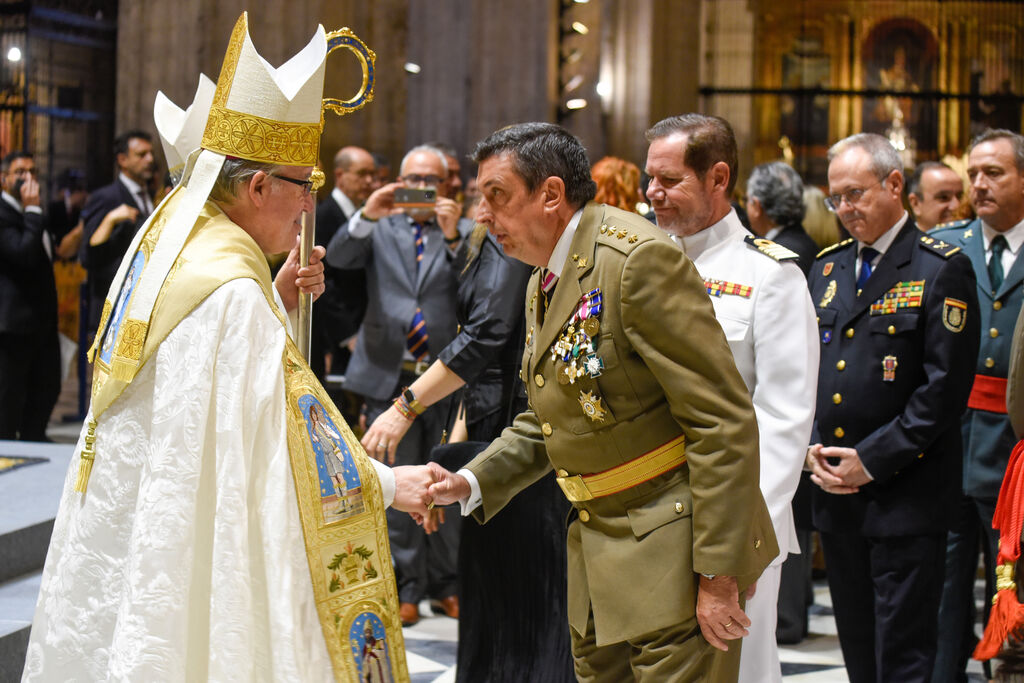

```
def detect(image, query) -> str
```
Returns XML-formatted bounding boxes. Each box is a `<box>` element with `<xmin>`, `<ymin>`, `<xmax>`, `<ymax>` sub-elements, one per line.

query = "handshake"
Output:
<box><xmin>391</xmin><ymin>463</ymin><xmax>472</xmax><ymax>526</ymax></box>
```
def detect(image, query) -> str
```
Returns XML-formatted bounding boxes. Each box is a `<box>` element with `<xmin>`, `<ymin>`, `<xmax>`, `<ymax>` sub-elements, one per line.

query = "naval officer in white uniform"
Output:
<box><xmin>645</xmin><ymin>114</ymin><xmax>819</xmax><ymax>683</ymax></box>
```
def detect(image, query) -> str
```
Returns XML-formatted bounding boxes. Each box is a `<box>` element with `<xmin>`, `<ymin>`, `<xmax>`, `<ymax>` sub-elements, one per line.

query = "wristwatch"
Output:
<box><xmin>401</xmin><ymin>386</ymin><xmax>426</xmax><ymax>415</ymax></box>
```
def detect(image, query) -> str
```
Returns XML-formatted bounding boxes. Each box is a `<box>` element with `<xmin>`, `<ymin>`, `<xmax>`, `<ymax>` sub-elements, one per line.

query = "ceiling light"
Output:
<box><xmin>566</xmin><ymin>98</ymin><xmax>588</xmax><ymax>110</ymax></box>
<box><xmin>572</xmin><ymin>22</ymin><xmax>589</xmax><ymax>35</ymax></box>
<box><xmin>404</xmin><ymin>62</ymin><xmax>421</xmax><ymax>74</ymax></box>
<box><xmin>7</xmin><ymin>47</ymin><xmax>21</xmax><ymax>63</ymax></box>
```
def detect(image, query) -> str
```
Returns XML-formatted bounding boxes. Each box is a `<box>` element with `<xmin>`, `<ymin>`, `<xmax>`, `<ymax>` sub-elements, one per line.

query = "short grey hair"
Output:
<box><xmin>828</xmin><ymin>133</ymin><xmax>903</xmax><ymax>182</ymax></box>
<box><xmin>747</xmin><ymin>161</ymin><xmax>805</xmax><ymax>227</ymax></box>
<box><xmin>400</xmin><ymin>145</ymin><xmax>448</xmax><ymax>176</ymax></box>
<box><xmin>970</xmin><ymin>129</ymin><xmax>1024</xmax><ymax>171</ymax></box>
<box><xmin>208</xmin><ymin>157</ymin><xmax>282</xmax><ymax>204</ymax></box>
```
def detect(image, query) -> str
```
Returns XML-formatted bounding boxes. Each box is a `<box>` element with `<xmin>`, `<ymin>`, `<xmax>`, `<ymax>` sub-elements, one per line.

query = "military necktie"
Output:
<box><xmin>989</xmin><ymin>234</ymin><xmax>1008</xmax><ymax>293</ymax></box>
<box><xmin>406</xmin><ymin>222</ymin><xmax>429</xmax><ymax>361</ymax></box>
<box><xmin>539</xmin><ymin>268</ymin><xmax>558</xmax><ymax>323</ymax></box>
<box><xmin>857</xmin><ymin>247</ymin><xmax>880</xmax><ymax>292</ymax></box>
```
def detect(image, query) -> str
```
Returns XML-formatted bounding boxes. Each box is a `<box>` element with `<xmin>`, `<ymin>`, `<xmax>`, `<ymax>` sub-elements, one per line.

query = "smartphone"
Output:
<box><xmin>394</xmin><ymin>187</ymin><xmax>436</xmax><ymax>210</ymax></box>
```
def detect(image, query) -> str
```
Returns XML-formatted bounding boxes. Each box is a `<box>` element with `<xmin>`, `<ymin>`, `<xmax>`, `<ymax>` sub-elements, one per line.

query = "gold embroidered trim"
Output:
<box><xmin>201</xmin><ymin>104</ymin><xmax>323</xmax><ymax>166</ymax></box>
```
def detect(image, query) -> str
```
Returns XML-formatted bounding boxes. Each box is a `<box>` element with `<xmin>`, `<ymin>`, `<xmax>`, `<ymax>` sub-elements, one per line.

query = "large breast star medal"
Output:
<box><xmin>579</xmin><ymin>390</ymin><xmax>607</xmax><ymax>422</ymax></box>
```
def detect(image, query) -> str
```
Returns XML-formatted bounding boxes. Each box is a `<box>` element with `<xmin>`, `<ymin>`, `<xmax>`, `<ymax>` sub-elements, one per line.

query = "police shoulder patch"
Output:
<box><xmin>816</xmin><ymin>238</ymin><xmax>854</xmax><ymax>259</ymax></box>
<box><xmin>744</xmin><ymin>235</ymin><xmax>800</xmax><ymax>262</ymax></box>
<box><xmin>918</xmin><ymin>234</ymin><xmax>962</xmax><ymax>259</ymax></box>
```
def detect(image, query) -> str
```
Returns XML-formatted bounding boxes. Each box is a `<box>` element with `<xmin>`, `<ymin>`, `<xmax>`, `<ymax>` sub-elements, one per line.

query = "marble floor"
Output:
<box><xmin>400</xmin><ymin>581</ymin><xmax>989</xmax><ymax>682</ymax></box>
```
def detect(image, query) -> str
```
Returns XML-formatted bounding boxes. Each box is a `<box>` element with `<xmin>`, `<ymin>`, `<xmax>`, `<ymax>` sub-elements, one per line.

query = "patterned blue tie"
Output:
<box><xmin>407</xmin><ymin>222</ymin><xmax>429</xmax><ymax>361</ymax></box>
<box><xmin>857</xmin><ymin>247</ymin><xmax>880</xmax><ymax>291</ymax></box>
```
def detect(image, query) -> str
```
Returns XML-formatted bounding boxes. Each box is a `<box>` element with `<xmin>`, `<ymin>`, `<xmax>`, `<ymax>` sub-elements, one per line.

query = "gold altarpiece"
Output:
<box><xmin>746</xmin><ymin>1</ymin><xmax>1024</xmax><ymax>185</ymax></box>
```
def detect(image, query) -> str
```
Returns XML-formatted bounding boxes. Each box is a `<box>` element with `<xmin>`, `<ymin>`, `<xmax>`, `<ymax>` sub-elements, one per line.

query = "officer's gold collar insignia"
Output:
<box><xmin>943</xmin><ymin>297</ymin><xmax>967</xmax><ymax>332</ymax></box>
<box><xmin>579</xmin><ymin>390</ymin><xmax>607</xmax><ymax>422</ymax></box>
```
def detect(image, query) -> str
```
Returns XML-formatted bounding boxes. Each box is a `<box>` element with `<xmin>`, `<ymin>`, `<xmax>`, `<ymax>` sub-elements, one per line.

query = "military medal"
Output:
<box><xmin>819</xmin><ymin>280</ymin><xmax>837</xmax><ymax>308</ymax></box>
<box><xmin>579</xmin><ymin>390</ymin><xmax>607</xmax><ymax>422</ymax></box>
<box><xmin>584</xmin><ymin>353</ymin><xmax>604</xmax><ymax>378</ymax></box>
<box><xmin>549</xmin><ymin>288</ymin><xmax>603</xmax><ymax>384</ymax></box>
<box><xmin>882</xmin><ymin>355</ymin><xmax>898</xmax><ymax>382</ymax></box>
<box><xmin>870</xmin><ymin>280</ymin><xmax>925</xmax><ymax>315</ymax></box>
<box><xmin>823</xmin><ymin>262</ymin><xmax>833</xmax><ymax>277</ymax></box>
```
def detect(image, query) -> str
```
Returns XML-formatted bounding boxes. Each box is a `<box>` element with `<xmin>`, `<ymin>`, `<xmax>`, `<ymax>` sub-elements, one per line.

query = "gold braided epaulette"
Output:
<box><xmin>744</xmin><ymin>235</ymin><xmax>800</xmax><ymax>262</ymax></box>
<box><xmin>816</xmin><ymin>238</ymin><xmax>854</xmax><ymax>259</ymax></box>
<box><xmin>918</xmin><ymin>234</ymin><xmax>961</xmax><ymax>259</ymax></box>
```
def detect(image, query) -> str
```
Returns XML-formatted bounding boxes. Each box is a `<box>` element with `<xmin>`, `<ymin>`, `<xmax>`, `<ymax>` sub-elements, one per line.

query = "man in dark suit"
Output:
<box><xmin>326</xmin><ymin>144</ymin><xmax>468</xmax><ymax>626</ymax></box>
<box><xmin>80</xmin><ymin>130</ymin><xmax>155</xmax><ymax>333</ymax></box>
<box><xmin>806</xmin><ymin>133</ymin><xmax>980</xmax><ymax>682</ymax></box>
<box><xmin>746</xmin><ymin>161</ymin><xmax>819</xmax><ymax>275</ymax></box>
<box><xmin>930</xmin><ymin>129</ymin><xmax>1024</xmax><ymax>683</ymax></box>
<box><xmin>311</xmin><ymin>145</ymin><xmax>376</xmax><ymax>380</ymax></box>
<box><xmin>907</xmin><ymin>161</ymin><xmax>965</xmax><ymax>233</ymax></box>
<box><xmin>0</xmin><ymin>151</ymin><xmax>60</xmax><ymax>440</ymax></box>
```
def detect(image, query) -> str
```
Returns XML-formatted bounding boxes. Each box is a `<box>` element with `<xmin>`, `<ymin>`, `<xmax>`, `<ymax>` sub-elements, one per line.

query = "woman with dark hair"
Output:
<box><xmin>363</xmin><ymin>222</ymin><xmax>574</xmax><ymax>682</ymax></box>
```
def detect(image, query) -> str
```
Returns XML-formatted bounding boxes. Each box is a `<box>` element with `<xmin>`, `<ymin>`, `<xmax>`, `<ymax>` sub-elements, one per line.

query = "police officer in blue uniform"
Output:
<box><xmin>806</xmin><ymin>133</ymin><xmax>979</xmax><ymax>683</ymax></box>
<box><xmin>930</xmin><ymin>129</ymin><xmax>1024</xmax><ymax>683</ymax></box>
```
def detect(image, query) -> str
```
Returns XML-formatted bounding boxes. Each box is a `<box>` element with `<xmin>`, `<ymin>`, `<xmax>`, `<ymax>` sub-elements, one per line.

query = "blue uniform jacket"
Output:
<box><xmin>931</xmin><ymin>218</ymin><xmax>1024</xmax><ymax>500</ymax></box>
<box><xmin>809</xmin><ymin>220</ymin><xmax>979</xmax><ymax>536</ymax></box>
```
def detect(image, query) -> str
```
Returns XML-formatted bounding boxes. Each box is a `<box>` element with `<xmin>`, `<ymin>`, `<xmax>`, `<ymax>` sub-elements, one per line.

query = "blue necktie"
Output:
<box><xmin>857</xmin><ymin>247</ymin><xmax>880</xmax><ymax>291</ymax></box>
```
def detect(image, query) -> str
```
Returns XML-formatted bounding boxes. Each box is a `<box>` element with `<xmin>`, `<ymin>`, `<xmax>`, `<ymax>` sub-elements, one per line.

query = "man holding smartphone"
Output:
<box><xmin>326</xmin><ymin>144</ymin><xmax>469</xmax><ymax>626</ymax></box>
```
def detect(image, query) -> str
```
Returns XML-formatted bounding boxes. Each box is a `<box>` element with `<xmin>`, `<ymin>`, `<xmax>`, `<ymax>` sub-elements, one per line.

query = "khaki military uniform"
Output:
<box><xmin>465</xmin><ymin>202</ymin><xmax>777</xmax><ymax>681</ymax></box>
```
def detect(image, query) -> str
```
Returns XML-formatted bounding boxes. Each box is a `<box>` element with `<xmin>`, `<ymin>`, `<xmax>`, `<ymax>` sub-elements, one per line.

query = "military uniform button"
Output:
<box><xmin>834</xmin><ymin>427</ymin><xmax>845</xmax><ymax>438</ymax></box>
<box><xmin>556</xmin><ymin>468</ymin><xmax>568</xmax><ymax>478</ymax></box>
<box><xmin>845</xmin><ymin>328</ymin><xmax>855</xmax><ymax>339</ymax></box>
<box><xmin>836</xmin><ymin>360</ymin><xmax>846</xmax><ymax>371</ymax></box>
<box><xmin>995</xmin><ymin>301</ymin><xmax>1003</xmax><ymax>311</ymax></box>
<box><xmin>887</xmin><ymin>325</ymin><xmax>896</xmax><ymax>335</ymax></box>
<box><xmin>542</xmin><ymin>422</ymin><xmax>553</xmax><ymax>436</ymax></box>
<box><xmin>991</xmin><ymin>328</ymin><xmax>999</xmax><ymax>338</ymax></box>
<box><xmin>917</xmin><ymin>453</ymin><xmax>924</xmax><ymax>459</ymax></box>
<box><xmin>986</xmin><ymin>357</ymin><xmax>995</xmax><ymax>368</ymax></box>
<box><xmin>833</xmin><ymin>393</ymin><xmax>842</xmax><ymax>405</ymax></box>
<box><xmin>675</xmin><ymin>501</ymin><xmax>684</xmax><ymax>513</ymax></box>
<box><xmin>754</xmin><ymin>539</ymin><xmax>762</xmax><ymax>549</ymax></box>
<box><xmin>535</xmin><ymin>374</ymin><xmax>545</xmax><ymax>387</ymax></box>
<box><xmin>579</xmin><ymin>510</ymin><xmax>591</xmax><ymax>523</ymax></box>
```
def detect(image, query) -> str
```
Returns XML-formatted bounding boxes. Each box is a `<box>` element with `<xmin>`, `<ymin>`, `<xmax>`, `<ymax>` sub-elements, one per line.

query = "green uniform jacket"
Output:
<box><xmin>465</xmin><ymin>202</ymin><xmax>777</xmax><ymax>646</ymax></box>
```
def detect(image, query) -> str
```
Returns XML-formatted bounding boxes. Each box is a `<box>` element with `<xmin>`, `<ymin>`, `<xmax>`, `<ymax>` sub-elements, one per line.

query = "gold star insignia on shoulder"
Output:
<box><xmin>577</xmin><ymin>256</ymin><xmax>588</xmax><ymax>268</ymax></box>
<box><xmin>628</xmin><ymin>234</ymin><xmax>638</xmax><ymax>243</ymax></box>
<box><xmin>617</xmin><ymin>229</ymin><xmax>628</xmax><ymax>239</ymax></box>
<box><xmin>964</xmin><ymin>229</ymin><xmax>973</xmax><ymax>239</ymax></box>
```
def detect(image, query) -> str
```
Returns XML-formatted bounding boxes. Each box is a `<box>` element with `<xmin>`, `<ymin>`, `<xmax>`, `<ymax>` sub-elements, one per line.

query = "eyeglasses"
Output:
<box><xmin>269</xmin><ymin>173</ymin><xmax>314</xmax><ymax>195</ymax></box>
<box><xmin>825</xmin><ymin>180</ymin><xmax>883</xmax><ymax>212</ymax></box>
<box><xmin>401</xmin><ymin>174</ymin><xmax>442</xmax><ymax>186</ymax></box>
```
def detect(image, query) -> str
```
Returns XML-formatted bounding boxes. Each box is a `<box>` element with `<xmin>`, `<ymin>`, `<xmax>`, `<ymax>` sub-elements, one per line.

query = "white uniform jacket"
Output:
<box><xmin>680</xmin><ymin>210</ymin><xmax>818</xmax><ymax>563</ymax></box>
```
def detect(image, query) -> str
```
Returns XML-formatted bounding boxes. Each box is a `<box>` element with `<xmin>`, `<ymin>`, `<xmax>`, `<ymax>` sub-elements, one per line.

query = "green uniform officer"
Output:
<box><xmin>427</xmin><ymin>123</ymin><xmax>777</xmax><ymax>682</ymax></box>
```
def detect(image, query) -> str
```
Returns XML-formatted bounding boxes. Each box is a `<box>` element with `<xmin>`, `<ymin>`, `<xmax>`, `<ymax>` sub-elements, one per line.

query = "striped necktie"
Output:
<box><xmin>539</xmin><ymin>268</ymin><xmax>558</xmax><ymax>323</ymax></box>
<box><xmin>407</xmin><ymin>222</ymin><xmax>429</xmax><ymax>361</ymax></box>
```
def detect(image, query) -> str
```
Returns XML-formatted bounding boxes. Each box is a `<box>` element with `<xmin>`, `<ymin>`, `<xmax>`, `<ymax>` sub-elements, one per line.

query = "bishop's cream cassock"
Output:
<box><xmin>21</xmin><ymin>13</ymin><xmax>406</xmax><ymax>682</ymax></box>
